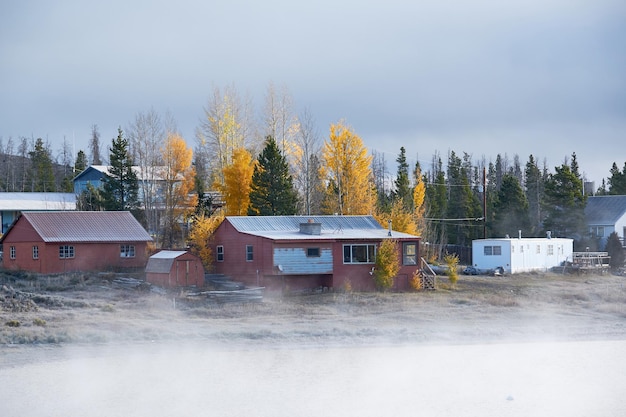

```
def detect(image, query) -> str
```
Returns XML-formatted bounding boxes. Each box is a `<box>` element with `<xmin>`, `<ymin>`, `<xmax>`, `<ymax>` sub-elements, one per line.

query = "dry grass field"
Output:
<box><xmin>1</xmin><ymin>269</ymin><xmax>626</xmax><ymax>350</ymax></box>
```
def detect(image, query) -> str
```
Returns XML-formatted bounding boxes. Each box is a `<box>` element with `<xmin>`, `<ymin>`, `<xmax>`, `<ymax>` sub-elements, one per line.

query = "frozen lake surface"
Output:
<box><xmin>1</xmin><ymin>340</ymin><xmax>625</xmax><ymax>417</ymax></box>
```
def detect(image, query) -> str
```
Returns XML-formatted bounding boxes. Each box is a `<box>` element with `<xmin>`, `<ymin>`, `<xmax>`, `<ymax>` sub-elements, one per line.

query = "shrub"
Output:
<box><xmin>374</xmin><ymin>239</ymin><xmax>400</xmax><ymax>291</ymax></box>
<box><xmin>5</xmin><ymin>320</ymin><xmax>20</xmax><ymax>327</ymax></box>
<box><xmin>409</xmin><ymin>270</ymin><xmax>423</xmax><ymax>291</ymax></box>
<box><xmin>444</xmin><ymin>252</ymin><xmax>460</xmax><ymax>287</ymax></box>
<box><xmin>606</xmin><ymin>232</ymin><xmax>625</xmax><ymax>270</ymax></box>
<box><xmin>33</xmin><ymin>318</ymin><xmax>47</xmax><ymax>327</ymax></box>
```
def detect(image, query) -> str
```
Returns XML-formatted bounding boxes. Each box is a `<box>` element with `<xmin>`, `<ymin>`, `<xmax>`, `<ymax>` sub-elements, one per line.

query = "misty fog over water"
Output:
<box><xmin>1</xmin><ymin>340</ymin><xmax>625</xmax><ymax>417</ymax></box>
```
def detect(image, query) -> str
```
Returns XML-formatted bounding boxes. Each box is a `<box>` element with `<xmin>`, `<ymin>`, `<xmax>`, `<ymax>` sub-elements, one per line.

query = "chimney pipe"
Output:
<box><xmin>387</xmin><ymin>219</ymin><xmax>392</xmax><ymax>237</ymax></box>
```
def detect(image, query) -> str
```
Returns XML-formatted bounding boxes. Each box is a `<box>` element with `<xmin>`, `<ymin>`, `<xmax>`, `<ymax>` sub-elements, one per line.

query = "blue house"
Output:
<box><xmin>0</xmin><ymin>192</ymin><xmax>76</xmax><ymax>234</ymax></box>
<box><xmin>585</xmin><ymin>195</ymin><xmax>626</xmax><ymax>249</ymax></box>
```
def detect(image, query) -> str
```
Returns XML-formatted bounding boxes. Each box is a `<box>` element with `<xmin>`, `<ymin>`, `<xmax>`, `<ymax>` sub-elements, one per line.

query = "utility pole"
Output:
<box><xmin>483</xmin><ymin>166</ymin><xmax>487</xmax><ymax>239</ymax></box>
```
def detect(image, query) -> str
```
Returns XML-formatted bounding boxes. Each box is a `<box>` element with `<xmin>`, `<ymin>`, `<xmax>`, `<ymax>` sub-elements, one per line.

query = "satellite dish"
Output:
<box><xmin>278</xmin><ymin>264</ymin><xmax>283</xmax><ymax>272</ymax></box>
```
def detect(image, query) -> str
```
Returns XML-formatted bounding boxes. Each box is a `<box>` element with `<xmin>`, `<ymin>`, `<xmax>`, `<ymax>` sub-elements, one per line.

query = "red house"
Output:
<box><xmin>146</xmin><ymin>250</ymin><xmax>205</xmax><ymax>288</ymax></box>
<box><xmin>0</xmin><ymin>211</ymin><xmax>152</xmax><ymax>274</ymax></box>
<box><xmin>210</xmin><ymin>216</ymin><xmax>421</xmax><ymax>291</ymax></box>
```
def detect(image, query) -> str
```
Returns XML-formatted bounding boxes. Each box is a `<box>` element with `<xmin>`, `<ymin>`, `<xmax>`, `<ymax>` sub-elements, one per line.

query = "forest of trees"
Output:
<box><xmin>2</xmin><ymin>83</ymin><xmax>626</xmax><ymax>254</ymax></box>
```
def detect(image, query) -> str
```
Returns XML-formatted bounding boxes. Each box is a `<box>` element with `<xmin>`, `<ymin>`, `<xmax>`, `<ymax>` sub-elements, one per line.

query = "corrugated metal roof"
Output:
<box><xmin>146</xmin><ymin>251</ymin><xmax>196</xmax><ymax>273</ymax></box>
<box><xmin>0</xmin><ymin>193</ymin><xmax>77</xmax><ymax>211</ymax></box>
<box><xmin>78</xmin><ymin>165</ymin><xmax>183</xmax><ymax>182</ymax></box>
<box><xmin>20</xmin><ymin>211</ymin><xmax>152</xmax><ymax>243</ymax></box>
<box><xmin>585</xmin><ymin>196</ymin><xmax>626</xmax><ymax>225</ymax></box>
<box><xmin>150</xmin><ymin>250</ymin><xmax>188</xmax><ymax>259</ymax></box>
<box><xmin>226</xmin><ymin>215</ymin><xmax>419</xmax><ymax>240</ymax></box>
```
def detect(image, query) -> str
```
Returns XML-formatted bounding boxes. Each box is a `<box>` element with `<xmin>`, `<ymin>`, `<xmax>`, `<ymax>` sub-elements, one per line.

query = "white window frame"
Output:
<box><xmin>343</xmin><ymin>244</ymin><xmax>376</xmax><ymax>264</ymax></box>
<box><xmin>246</xmin><ymin>245</ymin><xmax>253</xmax><ymax>262</ymax></box>
<box><xmin>59</xmin><ymin>245</ymin><xmax>75</xmax><ymax>259</ymax></box>
<box><xmin>10</xmin><ymin>246</ymin><xmax>16</xmax><ymax>259</ymax></box>
<box><xmin>217</xmin><ymin>245</ymin><xmax>224</xmax><ymax>262</ymax></box>
<box><xmin>120</xmin><ymin>244</ymin><xmax>135</xmax><ymax>258</ymax></box>
<box><xmin>33</xmin><ymin>246</ymin><xmax>39</xmax><ymax>260</ymax></box>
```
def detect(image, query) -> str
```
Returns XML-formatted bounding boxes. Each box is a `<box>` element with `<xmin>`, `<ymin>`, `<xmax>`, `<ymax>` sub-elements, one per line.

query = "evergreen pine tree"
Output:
<box><xmin>248</xmin><ymin>136</ymin><xmax>298</xmax><ymax>215</ymax></box>
<box><xmin>606</xmin><ymin>232</ymin><xmax>625</xmax><ymax>270</ymax></box>
<box><xmin>28</xmin><ymin>138</ymin><xmax>56</xmax><ymax>192</ymax></box>
<box><xmin>542</xmin><ymin>159</ymin><xmax>587</xmax><ymax>244</ymax></box>
<box><xmin>608</xmin><ymin>162</ymin><xmax>626</xmax><ymax>195</ymax></box>
<box><xmin>101</xmin><ymin>128</ymin><xmax>140</xmax><ymax>215</ymax></box>
<box><xmin>394</xmin><ymin>147</ymin><xmax>412</xmax><ymax>210</ymax></box>
<box><xmin>524</xmin><ymin>155</ymin><xmax>544</xmax><ymax>236</ymax></box>
<box><xmin>75</xmin><ymin>150</ymin><xmax>88</xmax><ymax>173</ymax></box>
<box><xmin>492</xmin><ymin>174</ymin><xmax>530</xmax><ymax>237</ymax></box>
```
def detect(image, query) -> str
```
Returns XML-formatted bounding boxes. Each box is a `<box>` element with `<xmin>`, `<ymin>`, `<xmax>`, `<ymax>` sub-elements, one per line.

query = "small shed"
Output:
<box><xmin>472</xmin><ymin>236</ymin><xmax>573</xmax><ymax>274</ymax></box>
<box><xmin>146</xmin><ymin>250</ymin><xmax>205</xmax><ymax>288</ymax></box>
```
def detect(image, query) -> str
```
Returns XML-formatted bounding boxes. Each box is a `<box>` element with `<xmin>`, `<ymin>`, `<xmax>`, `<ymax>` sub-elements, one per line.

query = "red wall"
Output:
<box><xmin>146</xmin><ymin>253</ymin><xmax>205</xmax><ymax>288</ymax></box>
<box><xmin>210</xmin><ymin>220</ymin><xmax>421</xmax><ymax>292</ymax></box>
<box><xmin>1</xmin><ymin>216</ymin><xmax>149</xmax><ymax>273</ymax></box>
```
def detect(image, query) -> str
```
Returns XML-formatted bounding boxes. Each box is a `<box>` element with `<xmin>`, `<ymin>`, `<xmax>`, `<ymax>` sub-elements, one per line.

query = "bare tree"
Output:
<box><xmin>1</xmin><ymin>136</ymin><xmax>16</xmax><ymax>190</ymax></box>
<box><xmin>89</xmin><ymin>124</ymin><xmax>103</xmax><ymax>165</ymax></box>
<box><xmin>292</xmin><ymin>107</ymin><xmax>321</xmax><ymax>215</ymax></box>
<box><xmin>262</xmin><ymin>82</ymin><xmax>298</xmax><ymax>155</ymax></box>
<box><xmin>196</xmin><ymin>84</ymin><xmax>258</xmax><ymax>188</ymax></box>
<box><xmin>128</xmin><ymin>108</ymin><xmax>164</xmax><ymax>235</ymax></box>
<box><xmin>17</xmin><ymin>137</ymin><xmax>32</xmax><ymax>191</ymax></box>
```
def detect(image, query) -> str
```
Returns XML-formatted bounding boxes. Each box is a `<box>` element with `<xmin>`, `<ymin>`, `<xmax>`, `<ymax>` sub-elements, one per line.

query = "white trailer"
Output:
<box><xmin>471</xmin><ymin>237</ymin><xmax>573</xmax><ymax>274</ymax></box>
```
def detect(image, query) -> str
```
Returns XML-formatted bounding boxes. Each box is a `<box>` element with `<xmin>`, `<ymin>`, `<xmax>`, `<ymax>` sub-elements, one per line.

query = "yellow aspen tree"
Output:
<box><xmin>160</xmin><ymin>133</ymin><xmax>197</xmax><ymax>248</ymax></box>
<box><xmin>374</xmin><ymin>200</ymin><xmax>418</xmax><ymax>235</ymax></box>
<box><xmin>188</xmin><ymin>214</ymin><xmax>224</xmax><ymax>269</ymax></box>
<box><xmin>413</xmin><ymin>165</ymin><xmax>427</xmax><ymax>236</ymax></box>
<box><xmin>217</xmin><ymin>147</ymin><xmax>256</xmax><ymax>216</ymax></box>
<box><xmin>320</xmin><ymin>121</ymin><xmax>376</xmax><ymax>215</ymax></box>
<box><xmin>197</xmin><ymin>85</ymin><xmax>258</xmax><ymax>189</ymax></box>
<box><xmin>374</xmin><ymin>238</ymin><xmax>400</xmax><ymax>291</ymax></box>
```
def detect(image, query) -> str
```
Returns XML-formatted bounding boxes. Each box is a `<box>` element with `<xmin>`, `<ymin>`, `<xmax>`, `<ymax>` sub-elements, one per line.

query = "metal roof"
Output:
<box><xmin>0</xmin><ymin>193</ymin><xmax>76</xmax><ymax>211</ymax></box>
<box><xmin>585</xmin><ymin>195</ymin><xmax>626</xmax><ymax>225</ymax></box>
<box><xmin>146</xmin><ymin>250</ymin><xmax>190</xmax><ymax>273</ymax></box>
<box><xmin>226</xmin><ymin>215</ymin><xmax>419</xmax><ymax>240</ymax></box>
<box><xmin>17</xmin><ymin>211</ymin><xmax>152</xmax><ymax>243</ymax></box>
<box><xmin>74</xmin><ymin>165</ymin><xmax>183</xmax><ymax>182</ymax></box>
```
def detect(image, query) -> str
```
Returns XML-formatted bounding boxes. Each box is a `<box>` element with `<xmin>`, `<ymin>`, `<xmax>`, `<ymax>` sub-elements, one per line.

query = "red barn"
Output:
<box><xmin>0</xmin><ymin>211</ymin><xmax>152</xmax><ymax>274</ymax></box>
<box><xmin>146</xmin><ymin>250</ymin><xmax>205</xmax><ymax>288</ymax></box>
<box><xmin>210</xmin><ymin>216</ymin><xmax>421</xmax><ymax>291</ymax></box>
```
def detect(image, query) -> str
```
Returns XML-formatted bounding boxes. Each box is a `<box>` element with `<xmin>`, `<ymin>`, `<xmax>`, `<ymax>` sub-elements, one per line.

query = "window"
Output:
<box><xmin>547</xmin><ymin>245</ymin><xmax>554</xmax><ymax>255</ymax></box>
<box><xmin>217</xmin><ymin>245</ymin><xmax>224</xmax><ymax>262</ymax></box>
<box><xmin>307</xmin><ymin>247</ymin><xmax>320</xmax><ymax>257</ymax></box>
<box><xmin>536</xmin><ymin>245</ymin><xmax>541</xmax><ymax>254</ymax></box>
<box><xmin>59</xmin><ymin>245</ymin><xmax>75</xmax><ymax>259</ymax></box>
<box><xmin>246</xmin><ymin>245</ymin><xmax>253</xmax><ymax>261</ymax></box>
<box><xmin>590</xmin><ymin>226</ymin><xmax>605</xmax><ymax>238</ymax></box>
<box><xmin>403</xmin><ymin>242</ymin><xmax>417</xmax><ymax>265</ymax></box>
<box><xmin>120</xmin><ymin>245</ymin><xmax>135</xmax><ymax>258</ymax></box>
<box><xmin>10</xmin><ymin>246</ymin><xmax>16</xmax><ymax>259</ymax></box>
<box><xmin>343</xmin><ymin>244</ymin><xmax>376</xmax><ymax>264</ymax></box>
<box><xmin>484</xmin><ymin>245</ymin><xmax>502</xmax><ymax>256</ymax></box>
<box><xmin>33</xmin><ymin>246</ymin><xmax>39</xmax><ymax>260</ymax></box>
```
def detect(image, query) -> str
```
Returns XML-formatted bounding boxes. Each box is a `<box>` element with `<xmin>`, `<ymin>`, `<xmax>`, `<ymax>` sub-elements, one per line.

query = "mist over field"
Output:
<box><xmin>1</xmin><ymin>271</ymin><xmax>626</xmax><ymax>416</ymax></box>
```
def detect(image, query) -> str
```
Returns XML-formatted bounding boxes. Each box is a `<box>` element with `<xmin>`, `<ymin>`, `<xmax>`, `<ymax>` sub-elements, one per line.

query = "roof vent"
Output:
<box><xmin>300</xmin><ymin>222</ymin><xmax>321</xmax><ymax>235</ymax></box>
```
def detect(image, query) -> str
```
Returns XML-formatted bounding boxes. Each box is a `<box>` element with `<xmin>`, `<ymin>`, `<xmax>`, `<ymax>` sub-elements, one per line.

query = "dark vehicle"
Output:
<box><xmin>463</xmin><ymin>266</ymin><xmax>479</xmax><ymax>275</ymax></box>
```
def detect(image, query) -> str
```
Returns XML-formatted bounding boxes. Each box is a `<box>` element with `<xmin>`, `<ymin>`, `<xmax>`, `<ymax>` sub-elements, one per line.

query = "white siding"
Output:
<box><xmin>274</xmin><ymin>247</ymin><xmax>333</xmax><ymax>274</ymax></box>
<box><xmin>472</xmin><ymin>238</ymin><xmax>573</xmax><ymax>274</ymax></box>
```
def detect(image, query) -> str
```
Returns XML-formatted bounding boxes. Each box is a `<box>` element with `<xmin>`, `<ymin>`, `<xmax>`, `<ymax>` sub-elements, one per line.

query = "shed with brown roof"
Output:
<box><xmin>0</xmin><ymin>211</ymin><xmax>152</xmax><ymax>274</ymax></box>
<box><xmin>146</xmin><ymin>250</ymin><xmax>205</xmax><ymax>288</ymax></box>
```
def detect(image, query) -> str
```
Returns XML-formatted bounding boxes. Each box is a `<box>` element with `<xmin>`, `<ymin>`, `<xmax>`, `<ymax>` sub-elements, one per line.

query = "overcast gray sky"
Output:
<box><xmin>1</xmin><ymin>0</ymin><xmax>624</xmax><ymax>186</ymax></box>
